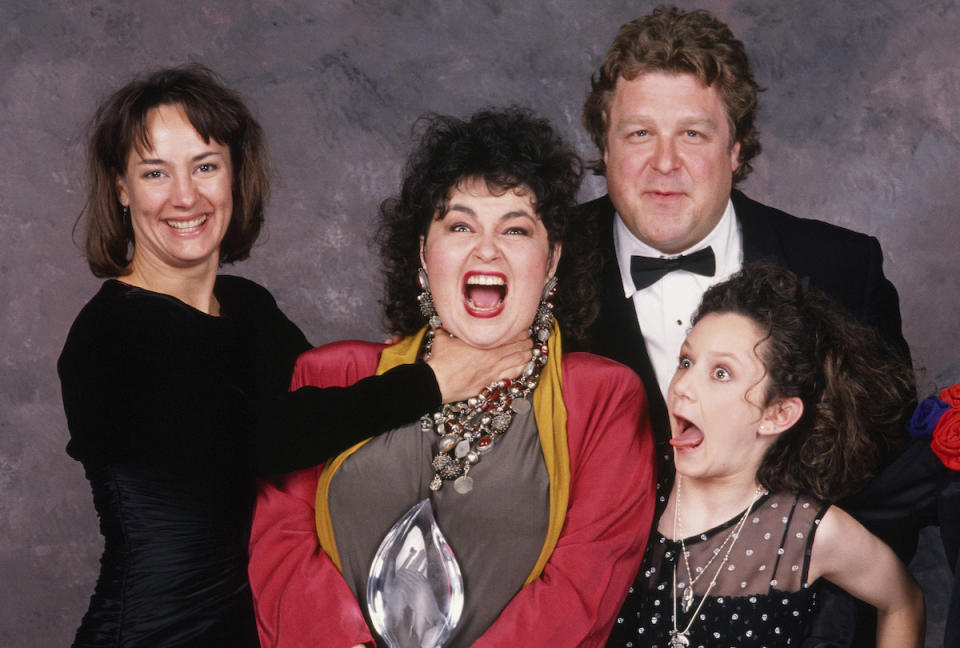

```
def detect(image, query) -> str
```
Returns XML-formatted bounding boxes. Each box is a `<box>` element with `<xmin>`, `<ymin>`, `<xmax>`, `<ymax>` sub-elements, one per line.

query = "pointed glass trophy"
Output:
<box><xmin>367</xmin><ymin>498</ymin><xmax>464</xmax><ymax>648</ymax></box>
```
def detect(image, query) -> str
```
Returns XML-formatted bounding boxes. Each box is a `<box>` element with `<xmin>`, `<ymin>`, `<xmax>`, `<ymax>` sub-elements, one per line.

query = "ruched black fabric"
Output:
<box><xmin>59</xmin><ymin>276</ymin><xmax>441</xmax><ymax>647</ymax></box>
<box><xmin>74</xmin><ymin>464</ymin><xmax>260</xmax><ymax>647</ymax></box>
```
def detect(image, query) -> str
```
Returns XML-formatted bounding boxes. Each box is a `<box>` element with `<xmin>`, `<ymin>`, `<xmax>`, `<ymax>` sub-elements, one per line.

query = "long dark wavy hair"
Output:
<box><xmin>375</xmin><ymin>107</ymin><xmax>598</xmax><ymax>343</ymax></box>
<box><xmin>693</xmin><ymin>263</ymin><xmax>915</xmax><ymax>501</ymax></box>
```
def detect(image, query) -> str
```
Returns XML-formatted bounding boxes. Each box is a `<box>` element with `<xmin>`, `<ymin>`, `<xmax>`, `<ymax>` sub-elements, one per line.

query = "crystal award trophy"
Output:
<box><xmin>367</xmin><ymin>498</ymin><xmax>464</xmax><ymax>648</ymax></box>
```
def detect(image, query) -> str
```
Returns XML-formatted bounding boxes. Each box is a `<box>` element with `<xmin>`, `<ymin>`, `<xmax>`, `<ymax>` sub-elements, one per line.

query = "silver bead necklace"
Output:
<box><xmin>422</xmin><ymin>300</ymin><xmax>553</xmax><ymax>495</ymax></box>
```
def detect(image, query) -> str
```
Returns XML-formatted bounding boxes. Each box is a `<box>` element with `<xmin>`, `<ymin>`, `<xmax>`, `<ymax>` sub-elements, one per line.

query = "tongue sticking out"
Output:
<box><xmin>669</xmin><ymin>423</ymin><xmax>704</xmax><ymax>449</ymax></box>
<box><xmin>466</xmin><ymin>285</ymin><xmax>504</xmax><ymax>309</ymax></box>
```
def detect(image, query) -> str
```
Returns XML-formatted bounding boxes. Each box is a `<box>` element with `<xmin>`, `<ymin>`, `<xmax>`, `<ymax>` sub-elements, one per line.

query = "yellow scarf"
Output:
<box><xmin>315</xmin><ymin>322</ymin><xmax>569</xmax><ymax>587</ymax></box>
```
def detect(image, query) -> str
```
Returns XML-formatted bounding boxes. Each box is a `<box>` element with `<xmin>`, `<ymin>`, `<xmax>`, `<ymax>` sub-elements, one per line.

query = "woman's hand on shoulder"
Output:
<box><xmin>810</xmin><ymin>505</ymin><xmax>924</xmax><ymax>648</ymax></box>
<box><xmin>426</xmin><ymin>329</ymin><xmax>532</xmax><ymax>403</ymax></box>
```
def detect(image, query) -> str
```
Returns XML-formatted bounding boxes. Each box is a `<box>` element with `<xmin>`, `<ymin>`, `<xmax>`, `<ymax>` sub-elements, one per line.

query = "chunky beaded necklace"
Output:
<box><xmin>423</xmin><ymin>300</ymin><xmax>553</xmax><ymax>495</ymax></box>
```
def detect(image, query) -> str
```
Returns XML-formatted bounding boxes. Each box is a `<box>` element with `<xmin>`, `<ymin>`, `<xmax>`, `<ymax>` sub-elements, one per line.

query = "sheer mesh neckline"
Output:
<box><xmin>648</xmin><ymin>492</ymin><xmax>825</xmax><ymax>597</ymax></box>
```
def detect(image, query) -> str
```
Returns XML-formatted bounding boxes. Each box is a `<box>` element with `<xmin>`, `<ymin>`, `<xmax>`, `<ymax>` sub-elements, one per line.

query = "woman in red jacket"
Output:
<box><xmin>249</xmin><ymin>108</ymin><xmax>657</xmax><ymax>647</ymax></box>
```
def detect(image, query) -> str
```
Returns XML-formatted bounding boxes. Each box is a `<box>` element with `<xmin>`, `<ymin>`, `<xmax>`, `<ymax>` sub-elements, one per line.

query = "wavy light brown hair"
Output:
<box><xmin>582</xmin><ymin>6</ymin><xmax>762</xmax><ymax>184</ymax></box>
<box><xmin>83</xmin><ymin>64</ymin><xmax>270</xmax><ymax>277</ymax></box>
<box><xmin>375</xmin><ymin>108</ymin><xmax>597</xmax><ymax>342</ymax></box>
<box><xmin>694</xmin><ymin>263</ymin><xmax>915</xmax><ymax>502</ymax></box>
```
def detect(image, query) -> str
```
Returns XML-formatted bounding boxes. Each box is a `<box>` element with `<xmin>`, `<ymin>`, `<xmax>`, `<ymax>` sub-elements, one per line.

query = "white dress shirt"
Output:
<box><xmin>614</xmin><ymin>199</ymin><xmax>744</xmax><ymax>399</ymax></box>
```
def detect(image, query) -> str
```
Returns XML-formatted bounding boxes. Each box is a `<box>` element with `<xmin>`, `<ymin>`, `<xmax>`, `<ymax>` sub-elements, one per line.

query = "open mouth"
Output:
<box><xmin>165</xmin><ymin>215</ymin><xmax>208</xmax><ymax>233</ymax></box>
<box><xmin>463</xmin><ymin>271</ymin><xmax>507</xmax><ymax>318</ymax></box>
<box><xmin>669</xmin><ymin>414</ymin><xmax>704</xmax><ymax>450</ymax></box>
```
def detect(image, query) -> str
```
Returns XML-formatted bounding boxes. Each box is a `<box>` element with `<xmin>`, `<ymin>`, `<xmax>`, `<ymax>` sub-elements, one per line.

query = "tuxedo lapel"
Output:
<box><xmin>582</xmin><ymin>195</ymin><xmax>670</xmax><ymax>441</ymax></box>
<box><xmin>733</xmin><ymin>189</ymin><xmax>787</xmax><ymax>263</ymax></box>
<box><xmin>733</xmin><ymin>190</ymin><xmax>827</xmax><ymax>294</ymax></box>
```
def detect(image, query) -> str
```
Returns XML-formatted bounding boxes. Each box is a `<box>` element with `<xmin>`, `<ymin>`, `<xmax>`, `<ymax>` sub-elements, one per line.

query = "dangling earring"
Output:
<box><xmin>417</xmin><ymin>268</ymin><xmax>442</xmax><ymax>330</ymax></box>
<box><xmin>122</xmin><ymin>205</ymin><xmax>130</xmax><ymax>222</ymax></box>
<box><xmin>542</xmin><ymin>276</ymin><xmax>558</xmax><ymax>301</ymax></box>
<box><xmin>533</xmin><ymin>276</ymin><xmax>557</xmax><ymax>341</ymax></box>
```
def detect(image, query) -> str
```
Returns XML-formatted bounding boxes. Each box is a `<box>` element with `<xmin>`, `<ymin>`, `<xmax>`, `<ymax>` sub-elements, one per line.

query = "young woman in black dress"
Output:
<box><xmin>607</xmin><ymin>263</ymin><xmax>924</xmax><ymax>648</ymax></box>
<box><xmin>59</xmin><ymin>65</ymin><xmax>530</xmax><ymax>647</ymax></box>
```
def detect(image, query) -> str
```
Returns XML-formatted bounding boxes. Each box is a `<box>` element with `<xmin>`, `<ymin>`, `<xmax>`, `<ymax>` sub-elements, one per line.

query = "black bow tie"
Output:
<box><xmin>630</xmin><ymin>247</ymin><xmax>716</xmax><ymax>290</ymax></box>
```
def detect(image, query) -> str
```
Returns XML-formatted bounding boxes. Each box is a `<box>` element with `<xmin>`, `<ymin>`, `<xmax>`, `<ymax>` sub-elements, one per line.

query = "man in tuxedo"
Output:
<box><xmin>575</xmin><ymin>6</ymin><xmax>908</xmax><ymax>445</ymax></box>
<box><xmin>570</xmin><ymin>7</ymin><xmax>950</xmax><ymax>647</ymax></box>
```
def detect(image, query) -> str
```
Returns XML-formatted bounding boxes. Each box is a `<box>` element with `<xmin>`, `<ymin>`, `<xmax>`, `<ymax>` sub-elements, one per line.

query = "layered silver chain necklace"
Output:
<box><xmin>668</xmin><ymin>476</ymin><xmax>765</xmax><ymax>648</ymax></box>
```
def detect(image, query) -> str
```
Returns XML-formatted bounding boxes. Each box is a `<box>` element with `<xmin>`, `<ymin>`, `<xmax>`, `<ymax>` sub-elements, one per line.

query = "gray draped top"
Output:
<box><xmin>329</xmin><ymin>406</ymin><xmax>550</xmax><ymax>647</ymax></box>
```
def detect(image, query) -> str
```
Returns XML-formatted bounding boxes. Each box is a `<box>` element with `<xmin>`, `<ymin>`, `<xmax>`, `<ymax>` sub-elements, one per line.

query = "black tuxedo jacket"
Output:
<box><xmin>573</xmin><ymin>189</ymin><xmax>910</xmax><ymax>443</ymax></box>
<box><xmin>573</xmin><ymin>190</ymin><xmax>954</xmax><ymax>647</ymax></box>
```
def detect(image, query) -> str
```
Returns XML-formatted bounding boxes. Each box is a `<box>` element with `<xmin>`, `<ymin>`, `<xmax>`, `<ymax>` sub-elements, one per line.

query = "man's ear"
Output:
<box><xmin>729</xmin><ymin>140</ymin><xmax>742</xmax><ymax>174</ymax></box>
<box><xmin>759</xmin><ymin>396</ymin><xmax>803</xmax><ymax>437</ymax></box>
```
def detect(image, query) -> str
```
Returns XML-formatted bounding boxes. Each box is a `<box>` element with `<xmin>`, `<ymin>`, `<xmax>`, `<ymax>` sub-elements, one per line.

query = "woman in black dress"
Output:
<box><xmin>606</xmin><ymin>264</ymin><xmax>923</xmax><ymax>648</ymax></box>
<box><xmin>59</xmin><ymin>65</ymin><xmax>530</xmax><ymax>647</ymax></box>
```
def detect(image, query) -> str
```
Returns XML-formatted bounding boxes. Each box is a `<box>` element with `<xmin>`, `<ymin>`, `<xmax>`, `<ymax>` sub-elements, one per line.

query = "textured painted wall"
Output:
<box><xmin>1</xmin><ymin>1</ymin><xmax>957</xmax><ymax>645</ymax></box>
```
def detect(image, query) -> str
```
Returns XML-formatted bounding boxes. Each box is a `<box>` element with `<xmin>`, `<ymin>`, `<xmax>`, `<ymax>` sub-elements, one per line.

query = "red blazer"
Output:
<box><xmin>248</xmin><ymin>341</ymin><xmax>656</xmax><ymax>647</ymax></box>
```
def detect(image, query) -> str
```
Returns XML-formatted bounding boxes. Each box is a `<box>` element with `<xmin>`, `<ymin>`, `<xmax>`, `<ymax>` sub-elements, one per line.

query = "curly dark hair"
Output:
<box><xmin>693</xmin><ymin>263</ymin><xmax>915</xmax><ymax>502</ymax></box>
<box><xmin>375</xmin><ymin>107</ymin><xmax>598</xmax><ymax>342</ymax></box>
<box><xmin>582</xmin><ymin>6</ymin><xmax>763</xmax><ymax>185</ymax></box>
<box><xmin>83</xmin><ymin>64</ymin><xmax>270</xmax><ymax>277</ymax></box>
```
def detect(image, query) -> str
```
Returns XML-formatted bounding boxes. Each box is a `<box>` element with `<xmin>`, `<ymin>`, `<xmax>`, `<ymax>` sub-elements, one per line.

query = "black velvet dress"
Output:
<box><xmin>59</xmin><ymin>277</ymin><xmax>440</xmax><ymax>647</ymax></box>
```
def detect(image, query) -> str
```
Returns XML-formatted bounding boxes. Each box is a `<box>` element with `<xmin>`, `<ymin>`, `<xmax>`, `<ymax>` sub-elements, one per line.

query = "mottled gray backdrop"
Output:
<box><xmin>1</xmin><ymin>1</ymin><xmax>958</xmax><ymax>645</ymax></box>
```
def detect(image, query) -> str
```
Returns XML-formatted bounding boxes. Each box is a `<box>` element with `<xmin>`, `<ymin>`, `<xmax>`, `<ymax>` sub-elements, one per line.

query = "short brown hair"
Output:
<box><xmin>582</xmin><ymin>6</ymin><xmax>762</xmax><ymax>184</ymax></box>
<box><xmin>83</xmin><ymin>64</ymin><xmax>270</xmax><ymax>277</ymax></box>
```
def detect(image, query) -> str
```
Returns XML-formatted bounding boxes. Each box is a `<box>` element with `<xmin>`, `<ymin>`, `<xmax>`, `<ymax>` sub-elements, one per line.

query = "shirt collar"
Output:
<box><xmin>614</xmin><ymin>198</ymin><xmax>738</xmax><ymax>298</ymax></box>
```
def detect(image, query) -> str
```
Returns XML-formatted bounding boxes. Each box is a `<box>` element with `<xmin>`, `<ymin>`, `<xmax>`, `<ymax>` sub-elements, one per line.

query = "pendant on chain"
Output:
<box><xmin>453</xmin><ymin>475</ymin><xmax>473</xmax><ymax>494</ymax></box>
<box><xmin>681</xmin><ymin>585</ymin><xmax>694</xmax><ymax>613</ymax></box>
<box><xmin>668</xmin><ymin>630</ymin><xmax>690</xmax><ymax>647</ymax></box>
